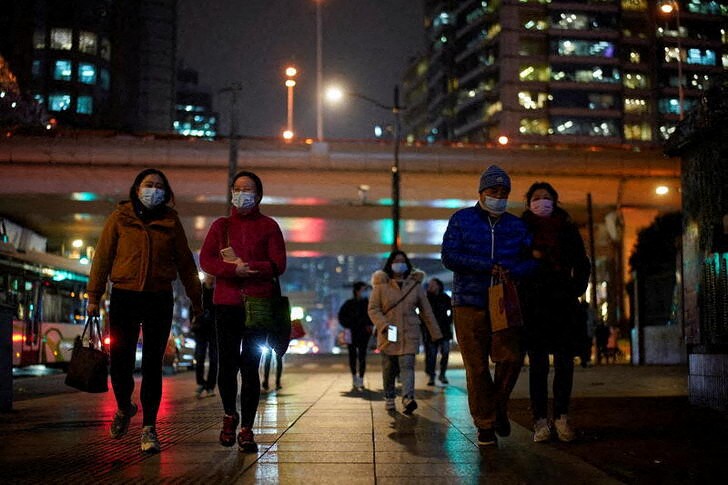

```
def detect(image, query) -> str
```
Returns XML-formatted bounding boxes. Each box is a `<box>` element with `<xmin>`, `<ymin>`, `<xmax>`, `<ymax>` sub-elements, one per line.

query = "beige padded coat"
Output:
<box><xmin>368</xmin><ymin>270</ymin><xmax>443</xmax><ymax>355</ymax></box>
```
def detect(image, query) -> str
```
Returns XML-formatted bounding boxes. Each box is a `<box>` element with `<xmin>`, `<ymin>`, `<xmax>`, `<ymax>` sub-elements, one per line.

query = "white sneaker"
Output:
<box><xmin>533</xmin><ymin>418</ymin><xmax>551</xmax><ymax>443</ymax></box>
<box><xmin>356</xmin><ymin>376</ymin><xmax>365</xmax><ymax>390</ymax></box>
<box><xmin>385</xmin><ymin>398</ymin><xmax>396</xmax><ymax>411</ymax></box>
<box><xmin>554</xmin><ymin>415</ymin><xmax>576</xmax><ymax>442</ymax></box>
<box><xmin>352</xmin><ymin>375</ymin><xmax>358</xmax><ymax>389</ymax></box>
<box><xmin>140</xmin><ymin>426</ymin><xmax>161</xmax><ymax>453</ymax></box>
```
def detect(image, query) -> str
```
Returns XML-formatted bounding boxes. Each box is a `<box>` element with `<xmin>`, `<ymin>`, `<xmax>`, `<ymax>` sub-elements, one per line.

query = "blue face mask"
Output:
<box><xmin>391</xmin><ymin>262</ymin><xmax>408</xmax><ymax>274</ymax></box>
<box><xmin>139</xmin><ymin>187</ymin><xmax>165</xmax><ymax>209</ymax></box>
<box><xmin>232</xmin><ymin>191</ymin><xmax>257</xmax><ymax>209</ymax></box>
<box><xmin>481</xmin><ymin>196</ymin><xmax>508</xmax><ymax>215</ymax></box>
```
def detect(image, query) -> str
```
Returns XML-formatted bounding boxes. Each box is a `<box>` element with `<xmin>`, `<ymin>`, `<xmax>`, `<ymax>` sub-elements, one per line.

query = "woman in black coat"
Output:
<box><xmin>521</xmin><ymin>182</ymin><xmax>590</xmax><ymax>443</ymax></box>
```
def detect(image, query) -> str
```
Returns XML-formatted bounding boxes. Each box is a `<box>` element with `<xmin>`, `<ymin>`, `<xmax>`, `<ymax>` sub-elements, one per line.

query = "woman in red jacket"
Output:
<box><xmin>199</xmin><ymin>170</ymin><xmax>287</xmax><ymax>453</ymax></box>
<box><xmin>87</xmin><ymin>168</ymin><xmax>202</xmax><ymax>454</ymax></box>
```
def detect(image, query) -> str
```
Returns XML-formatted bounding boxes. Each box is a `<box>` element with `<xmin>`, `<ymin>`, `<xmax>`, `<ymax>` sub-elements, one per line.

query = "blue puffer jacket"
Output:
<box><xmin>441</xmin><ymin>203</ymin><xmax>535</xmax><ymax>308</ymax></box>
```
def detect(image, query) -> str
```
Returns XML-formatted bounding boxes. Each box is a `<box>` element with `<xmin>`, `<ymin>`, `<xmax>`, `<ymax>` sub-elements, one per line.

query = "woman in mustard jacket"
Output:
<box><xmin>368</xmin><ymin>250</ymin><xmax>442</xmax><ymax>414</ymax></box>
<box><xmin>87</xmin><ymin>168</ymin><xmax>202</xmax><ymax>454</ymax></box>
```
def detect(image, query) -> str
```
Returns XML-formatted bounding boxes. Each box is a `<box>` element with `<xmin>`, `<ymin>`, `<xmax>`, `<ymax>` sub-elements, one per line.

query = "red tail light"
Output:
<box><xmin>104</xmin><ymin>336</ymin><xmax>111</xmax><ymax>346</ymax></box>
<box><xmin>12</xmin><ymin>333</ymin><xmax>24</xmax><ymax>343</ymax></box>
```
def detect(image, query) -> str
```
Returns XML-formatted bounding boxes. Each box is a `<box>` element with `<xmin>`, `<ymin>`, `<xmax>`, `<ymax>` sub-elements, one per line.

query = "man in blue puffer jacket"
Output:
<box><xmin>441</xmin><ymin>165</ymin><xmax>535</xmax><ymax>447</ymax></box>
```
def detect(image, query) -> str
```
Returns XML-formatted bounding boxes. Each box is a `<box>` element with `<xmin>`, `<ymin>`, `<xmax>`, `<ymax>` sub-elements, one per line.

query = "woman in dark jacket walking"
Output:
<box><xmin>521</xmin><ymin>182</ymin><xmax>590</xmax><ymax>443</ymax></box>
<box><xmin>338</xmin><ymin>281</ymin><xmax>374</xmax><ymax>390</ymax></box>
<box><xmin>422</xmin><ymin>278</ymin><xmax>453</xmax><ymax>386</ymax></box>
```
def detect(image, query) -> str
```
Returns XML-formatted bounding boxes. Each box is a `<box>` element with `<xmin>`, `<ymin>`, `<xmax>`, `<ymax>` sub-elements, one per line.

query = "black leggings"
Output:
<box><xmin>347</xmin><ymin>342</ymin><xmax>368</xmax><ymax>377</ymax></box>
<box><xmin>109</xmin><ymin>288</ymin><xmax>173</xmax><ymax>427</ymax></box>
<box><xmin>528</xmin><ymin>350</ymin><xmax>575</xmax><ymax>420</ymax></box>
<box><xmin>215</xmin><ymin>305</ymin><xmax>266</xmax><ymax>427</ymax></box>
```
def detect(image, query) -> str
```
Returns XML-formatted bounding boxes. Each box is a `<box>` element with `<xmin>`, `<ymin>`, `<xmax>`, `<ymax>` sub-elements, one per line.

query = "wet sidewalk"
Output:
<box><xmin>1</xmin><ymin>355</ymin><xmax>725</xmax><ymax>484</ymax></box>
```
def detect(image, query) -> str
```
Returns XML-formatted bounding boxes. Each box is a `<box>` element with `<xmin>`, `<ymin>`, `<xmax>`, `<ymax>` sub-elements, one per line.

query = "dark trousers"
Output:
<box><xmin>528</xmin><ymin>350</ymin><xmax>574</xmax><ymax>420</ymax></box>
<box><xmin>347</xmin><ymin>342</ymin><xmax>368</xmax><ymax>377</ymax></box>
<box><xmin>424</xmin><ymin>339</ymin><xmax>450</xmax><ymax>378</ymax></box>
<box><xmin>109</xmin><ymin>288</ymin><xmax>173</xmax><ymax>427</ymax></box>
<box><xmin>215</xmin><ymin>305</ymin><xmax>266</xmax><ymax>427</ymax></box>
<box><xmin>262</xmin><ymin>349</ymin><xmax>282</xmax><ymax>388</ymax></box>
<box><xmin>194</xmin><ymin>324</ymin><xmax>218</xmax><ymax>390</ymax></box>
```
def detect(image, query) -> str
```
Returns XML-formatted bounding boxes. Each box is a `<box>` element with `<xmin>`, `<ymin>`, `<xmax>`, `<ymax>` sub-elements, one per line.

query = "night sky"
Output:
<box><xmin>177</xmin><ymin>0</ymin><xmax>425</xmax><ymax>140</ymax></box>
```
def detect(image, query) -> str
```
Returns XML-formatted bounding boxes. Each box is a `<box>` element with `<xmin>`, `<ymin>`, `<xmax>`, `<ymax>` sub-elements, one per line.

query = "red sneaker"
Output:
<box><xmin>219</xmin><ymin>413</ymin><xmax>239</xmax><ymax>447</ymax></box>
<box><xmin>237</xmin><ymin>426</ymin><xmax>258</xmax><ymax>453</ymax></box>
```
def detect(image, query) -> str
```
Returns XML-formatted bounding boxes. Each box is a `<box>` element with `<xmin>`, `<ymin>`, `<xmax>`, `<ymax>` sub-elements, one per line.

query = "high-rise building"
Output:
<box><xmin>403</xmin><ymin>0</ymin><xmax>727</xmax><ymax>146</ymax></box>
<box><xmin>174</xmin><ymin>65</ymin><xmax>218</xmax><ymax>139</ymax></box>
<box><xmin>0</xmin><ymin>0</ymin><xmax>177</xmax><ymax>133</ymax></box>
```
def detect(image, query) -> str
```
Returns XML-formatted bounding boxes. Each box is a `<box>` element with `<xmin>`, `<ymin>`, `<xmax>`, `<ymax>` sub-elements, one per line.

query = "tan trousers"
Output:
<box><xmin>453</xmin><ymin>306</ymin><xmax>524</xmax><ymax>430</ymax></box>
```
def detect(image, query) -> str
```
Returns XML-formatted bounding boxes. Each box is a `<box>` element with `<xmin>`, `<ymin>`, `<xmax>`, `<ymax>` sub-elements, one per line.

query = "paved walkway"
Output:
<box><xmin>0</xmin><ymin>354</ymin><xmax>719</xmax><ymax>484</ymax></box>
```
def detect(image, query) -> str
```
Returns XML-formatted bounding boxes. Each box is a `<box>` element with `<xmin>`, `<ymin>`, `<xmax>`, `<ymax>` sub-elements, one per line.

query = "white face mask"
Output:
<box><xmin>232</xmin><ymin>191</ymin><xmax>257</xmax><ymax>209</ymax></box>
<box><xmin>481</xmin><ymin>196</ymin><xmax>508</xmax><ymax>215</ymax></box>
<box><xmin>530</xmin><ymin>198</ymin><xmax>554</xmax><ymax>217</ymax></box>
<box><xmin>138</xmin><ymin>187</ymin><xmax>165</xmax><ymax>209</ymax></box>
<box><xmin>391</xmin><ymin>262</ymin><xmax>408</xmax><ymax>274</ymax></box>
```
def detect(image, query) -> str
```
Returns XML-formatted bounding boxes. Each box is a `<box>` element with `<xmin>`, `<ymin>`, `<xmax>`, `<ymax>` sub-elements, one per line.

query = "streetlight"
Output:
<box><xmin>219</xmin><ymin>83</ymin><xmax>243</xmax><ymax>202</ymax></box>
<box><xmin>659</xmin><ymin>1</ymin><xmax>684</xmax><ymax>120</ymax></box>
<box><xmin>315</xmin><ymin>0</ymin><xmax>324</xmax><ymax>141</ymax></box>
<box><xmin>283</xmin><ymin>66</ymin><xmax>297</xmax><ymax>140</ymax></box>
<box><xmin>326</xmin><ymin>84</ymin><xmax>404</xmax><ymax>250</ymax></box>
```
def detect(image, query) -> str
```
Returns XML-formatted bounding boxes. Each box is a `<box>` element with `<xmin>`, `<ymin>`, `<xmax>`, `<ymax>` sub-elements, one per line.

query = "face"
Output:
<box><xmin>232</xmin><ymin>176</ymin><xmax>257</xmax><ymax>197</ymax></box>
<box><xmin>479</xmin><ymin>185</ymin><xmax>510</xmax><ymax>203</ymax></box>
<box><xmin>427</xmin><ymin>280</ymin><xmax>439</xmax><ymax>294</ymax></box>
<box><xmin>137</xmin><ymin>173</ymin><xmax>165</xmax><ymax>196</ymax></box>
<box><xmin>530</xmin><ymin>188</ymin><xmax>554</xmax><ymax>207</ymax></box>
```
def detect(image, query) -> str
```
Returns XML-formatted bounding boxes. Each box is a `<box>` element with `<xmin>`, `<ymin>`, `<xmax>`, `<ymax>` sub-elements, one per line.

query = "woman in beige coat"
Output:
<box><xmin>368</xmin><ymin>250</ymin><xmax>443</xmax><ymax>414</ymax></box>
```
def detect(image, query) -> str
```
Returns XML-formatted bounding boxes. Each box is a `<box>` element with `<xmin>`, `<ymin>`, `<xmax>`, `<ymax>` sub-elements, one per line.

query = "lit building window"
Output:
<box><xmin>78</xmin><ymin>32</ymin><xmax>98</xmax><ymax>55</ymax></box>
<box><xmin>624</xmin><ymin>98</ymin><xmax>648</xmax><ymax>114</ymax></box>
<box><xmin>54</xmin><ymin>60</ymin><xmax>73</xmax><ymax>81</ymax></box>
<box><xmin>49</xmin><ymin>94</ymin><xmax>72</xmax><ymax>111</ymax></box>
<box><xmin>621</xmin><ymin>0</ymin><xmax>647</xmax><ymax>11</ymax></box>
<box><xmin>100</xmin><ymin>38</ymin><xmax>111</xmax><ymax>61</ymax></box>
<box><xmin>624</xmin><ymin>123</ymin><xmax>652</xmax><ymax>141</ymax></box>
<box><xmin>519</xmin><ymin>64</ymin><xmax>550</xmax><ymax>82</ymax></box>
<box><xmin>78</xmin><ymin>63</ymin><xmax>96</xmax><ymax>84</ymax></box>
<box><xmin>519</xmin><ymin>118</ymin><xmax>549</xmax><ymax>136</ymax></box>
<box><xmin>77</xmin><ymin>96</ymin><xmax>93</xmax><ymax>114</ymax></box>
<box><xmin>624</xmin><ymin>73</ymin><xmax>648</xmax><ymax>89</ymax></box>
<box><xmin>518</xmin><ymin>91</ymin><xmax>548</xmax><ymax>110</ymax></box>
<box><xmin>629</xmin><ymin>50</ymin><xmax>641</xmax><ymax>63</ymax></box>
<box><xmin>32</xmin><ymin>60</ymin><xmax>43</xmax><ymax>79</ymax></box>
<box><xmin>99</xmin><ymin>68</ymin><xmax>110</xmax><ymax>90</ymax></box>
<box><xmin>33</xmin><ymin>30</ymin><xmax>46</xmax><ymax>49</ymax></box>
<box><xmin>50</xmin><ymin>28</ymin><xmax>73</xmax><ymax>50</ymax></box>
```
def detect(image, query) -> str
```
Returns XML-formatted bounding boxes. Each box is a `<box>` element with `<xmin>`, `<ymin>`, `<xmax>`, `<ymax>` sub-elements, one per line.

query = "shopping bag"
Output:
<box><xmin>65</xmin><ymin>317</ymin><xmax>109</xmax><ymax>393</ymax></box>
<box><xmin>488</xmin><ymin>276</ymin><xmax>523</xmax><ymax>333</ymax></box>
<box><xmin>290</xmin><ymin>319</ymin><xmax>306</xmax><ymax>339</ymax></box>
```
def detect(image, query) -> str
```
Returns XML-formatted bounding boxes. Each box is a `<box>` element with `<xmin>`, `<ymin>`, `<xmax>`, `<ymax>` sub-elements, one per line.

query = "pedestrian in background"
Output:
<box><xmin>194</xmin><ymin>273</ymin><xmax>218</xmax><ymax>399</ymax></box>
<box><xmin>520</xmin><ymin>181</ymin><xmax>591</xmax><ymax>443</ymax></box>
<box><xmin>441</xmin><ymin>165</ymin><xmax>535</xmax><ymax>446</ymax></box>
<box><xmin>422</xmin><ymin>277</ymin><xmax>453</xmax><ymax>386</ymax></box>
<box><xmin>87</xmin><ymin>168</ymin><xmax>202</xmax><ymax>453</ymax></box>
<box><xmin>261</xmin><ymin>345</ymin><xmax>283</xmax><ymax>392</ymax></box>
<box><xmin>338</xmin><ymin>281</ymin><xmax>374</xmax><ymax>390</ymax></box>
<box><xmin>368</xmin><ymin>251</ymin><xmax>443</xmax><ymax>414</ymax></box>
<box><xmin>199</xmin><ymin>170</ymin><xmax>287</xmax><ymax>453</ymax></box>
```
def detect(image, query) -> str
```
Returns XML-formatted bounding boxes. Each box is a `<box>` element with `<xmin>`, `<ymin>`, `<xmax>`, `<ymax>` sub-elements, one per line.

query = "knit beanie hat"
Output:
<box><xmin>478</xmin><ymin>165</ymin><xmax>511</xmax><ymax>192</ymax></box>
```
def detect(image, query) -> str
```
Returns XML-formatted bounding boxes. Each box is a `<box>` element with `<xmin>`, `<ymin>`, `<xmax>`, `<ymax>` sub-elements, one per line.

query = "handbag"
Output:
<box><xmin>65</xmin><ymin>316</ymin><xmax>109</xmax><ymax>393</ymax></box>
<box><xmin>488</xmin><ymin>272</ymin><xmax>524</xmax><ymax>333</ymax></box>
<box><xmin>243</xmin><ymin>279</ymin><xmax>292</xmax><ymax>356</ymax></box>
<box><xmin>290</xmin><ymin>320</ymin><xmax>306</xmax><ymax>339</ymax></box>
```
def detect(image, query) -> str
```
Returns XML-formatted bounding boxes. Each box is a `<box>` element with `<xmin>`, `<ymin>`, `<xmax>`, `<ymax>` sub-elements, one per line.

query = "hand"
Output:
<box><xmin>87</xmin><ymin>303</ymin><xmax>100</xmax><ymax>316</ymax></box>
<box><xmin>234</xmin><ymin>261</ymin><xmax>259</xmax><ymax>277</ymax></box>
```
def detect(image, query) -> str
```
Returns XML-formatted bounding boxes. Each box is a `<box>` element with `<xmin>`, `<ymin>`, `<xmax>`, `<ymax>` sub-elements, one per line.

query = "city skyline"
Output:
<box><xmin>177</xmin><ymin>0</ymin><xmax>425</xmax><ymax>141</ymax></box>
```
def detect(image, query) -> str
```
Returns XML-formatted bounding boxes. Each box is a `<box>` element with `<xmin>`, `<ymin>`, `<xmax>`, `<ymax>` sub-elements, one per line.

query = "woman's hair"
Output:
<box><xmin>525</xmin><ymin>181</ymin><xmax>559</xmax><ymax>207</ymax></box>
<box><xmin>129</xmin><ymin>168</ymin><xmax>174</xmax><ymax>205</ymax></box>
<box><xmin>352</xmin><ymin>281</ymin><xmax>368</xmax><ymax>296</ymax></box>
<box><xmin>383</xmin><ymin>250</ymin><xmax>413</xmax><ymax>278</ymax></box>
<box><xmin>231</xmin><ymin>170</ymin><xmax>263</xmax><ymax>201</ymax></box>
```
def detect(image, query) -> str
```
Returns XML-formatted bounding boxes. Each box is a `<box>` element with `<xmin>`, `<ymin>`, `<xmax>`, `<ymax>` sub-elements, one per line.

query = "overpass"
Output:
<box><xmin>0</xmin><ymin>134</ymin><xmax>680</xmax><ymax>260</ymax></box>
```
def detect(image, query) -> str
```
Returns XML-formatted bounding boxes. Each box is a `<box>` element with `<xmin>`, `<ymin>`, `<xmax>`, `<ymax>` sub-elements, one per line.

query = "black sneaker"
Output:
<box><xmin>219</xmin><ymin>412</ymin><xmax>240</xmax><ymax>447</ymax></box>
<box><xmin>477</xmin><ymin>428</ymin><xmax>497</xmax><ymax>446</ymax></box>
<box><xmin>495</xmin><ymin>408</ymin><xmax>511</xmax><ymax>437</ymax></box>
<box><xmin>110</xmin><ymin>403</ymin><xmax>138</xmax><ymax>439</ymax></box>
<box><xmin>438</xmin><ymin>375</ymin><xmax>449</xmax><ymax>385</ymax></box>
<box><xmin>403</xmin><ymin>397</ymin><xmax>418</xmax><ymax>415</ymax></box>
<box><xmin>427</xmin><ymin>376</ymin><xmax>435</xmax><ymax>386</ymax></box>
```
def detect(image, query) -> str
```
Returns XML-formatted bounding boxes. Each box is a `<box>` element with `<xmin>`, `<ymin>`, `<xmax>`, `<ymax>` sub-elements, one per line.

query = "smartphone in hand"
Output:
<box><xmin>387</xmin><ymin>324</ymin><xmax>398</xmax><ymax>342</ymax></box>
<box><xmin>220</xmin><ymin>247</ymin><xmax>238</xmax><ymax>262</ymax></box>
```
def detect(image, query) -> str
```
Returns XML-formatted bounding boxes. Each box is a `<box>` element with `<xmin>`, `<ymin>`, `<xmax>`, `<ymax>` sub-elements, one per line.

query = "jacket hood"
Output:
<box><xmin>372</xmin><ymin>269</ymin><xmax>425</xmax><ymax>286</ymax></box>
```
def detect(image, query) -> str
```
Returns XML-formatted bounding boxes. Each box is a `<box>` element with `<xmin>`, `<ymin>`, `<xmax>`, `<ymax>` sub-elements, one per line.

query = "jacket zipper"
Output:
<box><xmin>488</xmin><ymin>216</ymin><xmax>498</xmax><ymax>287</ymax></box>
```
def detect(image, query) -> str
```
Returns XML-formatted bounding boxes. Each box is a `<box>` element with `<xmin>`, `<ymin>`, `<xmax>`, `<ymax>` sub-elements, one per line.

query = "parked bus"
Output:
<box><xmin>0</xmin><ymin>245</ymin><xmax>89</xmax><ymax>367</ymax></box>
